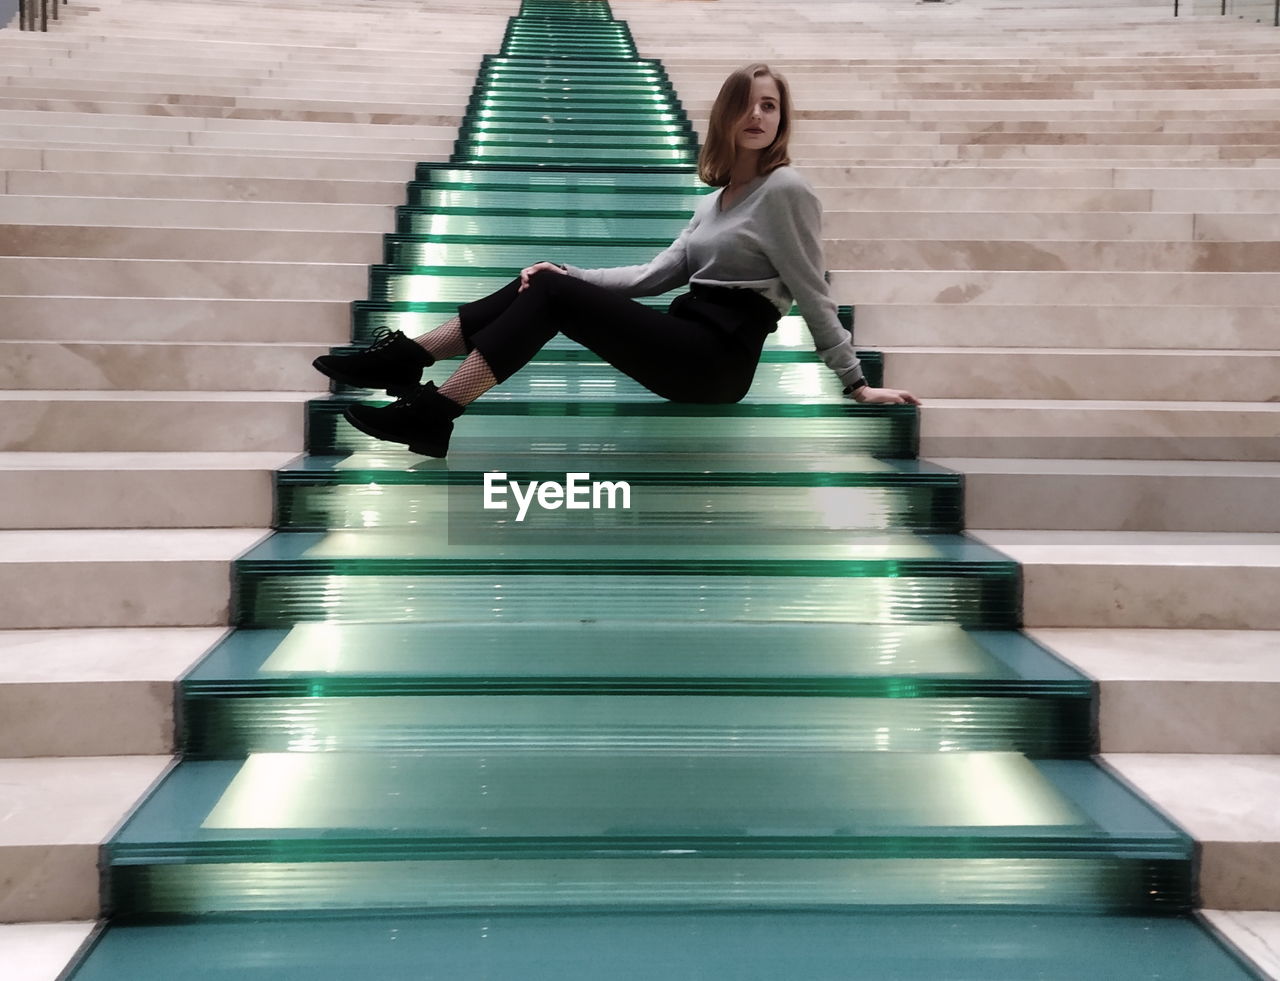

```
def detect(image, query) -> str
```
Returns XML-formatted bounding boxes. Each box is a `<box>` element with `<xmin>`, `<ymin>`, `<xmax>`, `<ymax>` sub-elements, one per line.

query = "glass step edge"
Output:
<box><xmin>179</xmin><ymin>678</ymin><xmax>1091</xmax><ymax>697</ymax></box>
<box><xmin>309</xmin><ymin>398</ymin><xmax>911</xmax><ymax>419</ymax></box>
<box><xmin>62</xmin><ymin>910</ymin><xmax>1265</xmax><ymax>981</ymax></box>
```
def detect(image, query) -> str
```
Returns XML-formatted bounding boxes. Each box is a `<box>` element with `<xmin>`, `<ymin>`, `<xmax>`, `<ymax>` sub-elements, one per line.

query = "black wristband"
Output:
<box><xmin>843</xmin><ymin>379</ymin><xmax>867</xmax><ymax>395</ymax></box>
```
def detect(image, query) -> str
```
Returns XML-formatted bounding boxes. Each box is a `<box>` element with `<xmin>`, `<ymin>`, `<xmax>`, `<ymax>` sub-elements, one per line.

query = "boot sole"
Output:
<box><xmin>312</xmin><ymin>357</ymin><xmax>422</xmax><ymax>399</ymax></box>
<box><xmin>342</xmin><ymin>406</ymin><xmax>448</xmax><ymax>458</ymax></box>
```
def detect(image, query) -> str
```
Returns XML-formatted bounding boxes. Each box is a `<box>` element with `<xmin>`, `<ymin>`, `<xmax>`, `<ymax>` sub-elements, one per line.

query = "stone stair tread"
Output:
<box><xmin>0</xmin><ymin>451</ymin><xmax>298</xmax><ymax>470</ymax></box>
<box><xmin>0</xmin><ymin>755</ymin><xmax>171</xmax><ymax>847</ymax></box>
<box><xmin>0</xmin><ymin>528</ymin><xmax>269</xmax><ymax>562</ymax></box>
<box><xmin>1201</xmin><ymin>910</ymin><xmax>1280</xmax><ymax>980</ymax></box>
<box><xmin>0</xmin><ymin>390</ymin><xmax>316</xmax><ymax>401</ymax></box>
<box><xmin>930</xmin><ymin>458</ymin><xmax>1280</xmax><ymax>476</ymax></box>
<box><xmin>1104</xmin><ymin>754</ymin><xmax>1280</xmax><ymax>845</ymax></box>
<box><xmin>0</xmin><ymin>627</ymin><xmax>225</xmax><ymax>684</ymax></box>
<box><xmin>970</xmin><ymin>530</ymin><xmax>1280</xmax><ymax>566</ymax></box>
<box><xmin>1024</xmin><ymin>628</ymin><xmax>1280</xmax><ymax>683</ymax></box>
<box><xmin>0</xmin><ymin>921</ymin><xmax>97</xmax><ymax>981</ymax></box>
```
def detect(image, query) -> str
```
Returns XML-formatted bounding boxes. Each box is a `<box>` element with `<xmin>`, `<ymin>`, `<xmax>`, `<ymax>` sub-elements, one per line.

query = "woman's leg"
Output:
<box><xmin>443</xmin><ymin>271</ymin><xmax>761</xmax><ymax>405</ymax></box>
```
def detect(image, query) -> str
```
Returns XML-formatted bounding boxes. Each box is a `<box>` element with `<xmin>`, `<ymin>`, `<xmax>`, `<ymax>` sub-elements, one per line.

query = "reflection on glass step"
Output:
<box><xmin>234</xmin><ymin>570</ymin><xmax>1016</xmax><ymax>629</ymax></box>
<box><xmin>273</xmin><ymin>472</ymin><xmax>962</xmax><ymax>532</ymax></box>
<box><xmin>381</xmin><ymin>233</ymin><xmax>680</xmax><ymax>258</ymax></box>
<box><xmin>404</xmin><ymin>188</ymin><xmax>704</xmax><ymax>211</ymax></box>
<box><xmin>333</xmin><ymin>361</ymin><xmax>846</xmax><ymax>404</ymax></box>
<box><xmin>188</xmin><ymin>623</ymin><xmax>1084</xmax><ymax>687</ymax></box>
<box><xmin>461</xmin><ymin>145</ymin><xmax>693</xmax><ymax>163</ymax></box>
<box><xmin>308</xmin><ymin>407</ymin><xmax>913</xmax><ymax>460</ymax></box>
<box><xmin>67</xmin><ymin>910</ymin><xmax>1264</xmax><ymax>981</ymax></box>
<box><xmin>105</xmin><ymin>754</ymin><xmax>1189</xmax><ymax>915</ymax></box>
<box><xmin>415</xmin><ymin>166</ymin><xmax>704</xmax><ymax>188</ymax></box>
<box><xmin>283</xmin><ymin>448</ymin><xmax>940</xmax><ymax>483</ymax></box>
<box><xmin>181</xmin><ymin>693</ymin><xmax>1089</xmax><ymax>758</ymax></box>
<box><xmin>111</xmin><ymin>753</ymin><xmax>1182</xmax><ymax>851</ymax></box>
<box><xmin>388</xmin><ymin>216</ymin><xmax>684</xmax><ymax>240</ymax></box>
<box><xmin>457</xmin><ymin>134</ymin><xmax>695</xmax><ymax>151</ymax></box>
<box><xmin>462</xmin><ymin>119</ymin><xmax>689</xmax><ymax>136</ymax></box>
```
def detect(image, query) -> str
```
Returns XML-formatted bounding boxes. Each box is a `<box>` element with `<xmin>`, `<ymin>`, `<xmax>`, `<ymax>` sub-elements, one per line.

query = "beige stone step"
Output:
<box><xmin>1</xmin><ymin>256</ymin><xmax>366</xmax><ymax>299</ymax></box>
<box><xmin>1</xmin><ymin>224</ymin><xmax>382</xmax><ymax>262</ymax></box>
<box><xmin>970</xmin><ymin>530</ymin><xmax>1280</xmax><ymax>628</ymax></box>
<box><xmin>0</xmin><ymin>95</ymin><xmax>463</xmax><ymax>127</ymax></box>
<box><xmin>0</xmin><ymin>125</ymin><xmax>454</xmax><ymax>155</ymax></box>
<box><xmin>1104</xmin><ymin>754</ymin><xmax>1280</xmax><ymax>910</ymax></box>
<box><xmin>921</xmin><ymin>397</ymin><xmax>1280</xmax><ymax>461</ymax></box>
<box><xmin>0</xmin><ymin>341</ymin><xmax>331</xmax><ymax>391</ymax></box>
<box><xmin>0</xmin><ymin>755</ymin><xmax>170</xmax><ymax>920</ymax></box>
<box><xmin>0</xmin><ymin>628</ymin><xmax>223</xmax><ymax>756</ymax></box>
<box><xmin>0</xmin><ymin>390</ymin><xmax>312</xmax><ymax>453</ymax></box>
<box><xmin>0</xmin><ymin>109</ymin><xmax>459</xmax><ymax>141</ymax></box>
<box><xmin>854</xmin><ymin>303</ymin><xmax>1275</xmax><ymax>349</ymax></box>
<box><xmin>0</xmin><ymin>921</ymin><xmax>97</xmax><ymax>981</ymax></box>
<box><xmin>808</xmin><ymin>164</ymin><xmax>1280</xmax><ymax>189</ymax></box>
<box><xmin>828</xmin><ymin>239</ymin><xmax>1280</xmax><ymax>272</ymax></box>
<box><xmin>3</xmin><ymin>169</ymin><xmax>403</xmax><ymax>203</ymax></box>
<box><xmin>1</xmin><ymin>296</ymin><xmax>349</xmax><ymax>342</ymax></box>
<box><xmin>1201</xmin><ymin>911</ymin><xmax>1280</xmax><ymax>980</ymax></box>
<box><xmin>0</xmin><ymin>528</ymin><xmax>268</xmax><ymax>628</ymax></box>
<box><xmin>0</xmin><ymin>452</ymin><xmax>294</xmax><ymax>528</ymax></box>
<box><xmin>1027</xmin><ymin>629</ymin><xmax>1280</xmax><ymax>753</ymax></box>
<box><xmin>3</xmin><ymin>147</ymin><xmax>419</xmax><ymax>180</ymax></box>
<box><xmin>831</xmin><ymin>269</ymin><xmax>1280</xmax><ymax>305</ymax></box>
<box><xmin>929</xmin><ymin>459</ymin><xmax>1280</xmax><ymax>532</ymax></box>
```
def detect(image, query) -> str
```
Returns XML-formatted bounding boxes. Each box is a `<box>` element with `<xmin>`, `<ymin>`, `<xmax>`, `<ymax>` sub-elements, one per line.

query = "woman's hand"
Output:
<box><xmin>518</xmin><ymin>261</ymin><xmax>567</xmax><ymax>292</ymax></box>
<box><xmin>846</xmin><ymin>385</ymin><xmax>922</xmax><ymax>406</ymax></box>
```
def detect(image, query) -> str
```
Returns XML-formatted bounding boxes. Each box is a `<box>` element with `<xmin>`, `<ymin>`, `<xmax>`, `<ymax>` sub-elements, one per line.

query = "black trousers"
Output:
<box><xmin>456</xmin><ymin>273</ymin><xmax>780</xmax><ymax>404</ymax></box>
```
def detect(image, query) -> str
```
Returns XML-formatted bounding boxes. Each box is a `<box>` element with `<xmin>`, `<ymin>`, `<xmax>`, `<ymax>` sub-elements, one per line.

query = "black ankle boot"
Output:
<box><xmin>343</xmin><ymin>381</ymin><xmax>466</xmax><ymax>457</ymax></box>
<box><xmin>313</xmin><ymin>328</ymin><xmax>435</xmax><ymax>397</ymax></box>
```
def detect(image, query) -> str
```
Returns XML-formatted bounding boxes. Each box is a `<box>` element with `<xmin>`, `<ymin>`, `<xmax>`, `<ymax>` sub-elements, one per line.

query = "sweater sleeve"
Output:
<box><xmin>760</xmin><ymin>177</ymin><xmax>866</xmax><ymax>390</ymax></box>
<box><xmin>559</xmin><ymin>212</ymin><xmax>698</xmax><ymax>298</ymax></box>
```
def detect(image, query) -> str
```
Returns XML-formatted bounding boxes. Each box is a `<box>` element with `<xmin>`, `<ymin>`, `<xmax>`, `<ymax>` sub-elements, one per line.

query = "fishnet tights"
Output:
<box><xmin>412</xmin><ymin>315</ymin><xmax>496</xmax><ymax>406</ymax></box>
<box><xmin>438</xmin><ymin>350</ymin><xmax>497</xmax><ymax>406</ymax></box>
<box><xmin>413</xmin><ymin>315</ymin><xmax>465</xmax><ymax>360</ymax></box>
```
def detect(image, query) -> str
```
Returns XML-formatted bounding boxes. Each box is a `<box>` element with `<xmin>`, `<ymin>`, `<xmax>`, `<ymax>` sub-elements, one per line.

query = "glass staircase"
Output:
<box><xmin>66</xmin><ymin>1</ymin><xmax>1263</xmax><ymax>977</ymax></box>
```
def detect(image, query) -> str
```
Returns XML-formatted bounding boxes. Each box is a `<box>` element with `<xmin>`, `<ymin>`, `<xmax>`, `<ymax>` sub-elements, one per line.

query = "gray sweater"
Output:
<box><xmin>561</xmin><ymin>166</ymin><xmax>864</xmax><ymax>389</ymax></box>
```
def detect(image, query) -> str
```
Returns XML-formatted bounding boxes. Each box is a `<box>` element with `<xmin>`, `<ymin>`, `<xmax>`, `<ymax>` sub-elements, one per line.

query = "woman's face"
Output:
<box><xmin>735</xmin><ymin>74</ymin><xmax>782</xmax><ymax>153</ymax></box>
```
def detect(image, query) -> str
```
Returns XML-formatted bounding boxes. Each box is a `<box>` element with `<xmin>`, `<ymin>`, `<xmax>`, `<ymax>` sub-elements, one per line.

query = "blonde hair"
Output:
<box><xmin>698</xmin><ymin>63</ymin><xmax>793</xmax><ymax>187</ymax></box>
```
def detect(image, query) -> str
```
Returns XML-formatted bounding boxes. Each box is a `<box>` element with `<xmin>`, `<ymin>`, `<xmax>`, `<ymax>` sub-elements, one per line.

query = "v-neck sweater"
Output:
<box><xmin>561</xmin><ymin>166</ymin><xmax>864</xmax><ymax>389</ymax></box>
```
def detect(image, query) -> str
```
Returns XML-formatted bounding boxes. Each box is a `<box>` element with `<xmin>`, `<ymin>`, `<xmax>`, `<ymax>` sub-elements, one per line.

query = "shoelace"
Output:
<box><xmin>364</xmin><ymin>326</ymin><xmax>400</xmax><ymax>353</ymax></box>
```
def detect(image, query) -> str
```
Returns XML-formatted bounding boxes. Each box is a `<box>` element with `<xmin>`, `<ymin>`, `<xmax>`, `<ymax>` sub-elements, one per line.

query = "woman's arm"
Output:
<box><xmin>556</xmin><ymin>214</ymin><xmax>699</xmax><ymax>297</ymax></box>
<box><xmin>761</xmin><ymin>176</ymin><xmax>919</xmax><ymax>405</ymax></box>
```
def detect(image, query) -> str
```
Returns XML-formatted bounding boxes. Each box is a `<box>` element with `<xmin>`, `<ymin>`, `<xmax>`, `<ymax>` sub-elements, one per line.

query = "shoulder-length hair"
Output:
<box><xmin>698</xmin><ymin>63</ymin><xmax>793</xmax><ymax>187</ymax></box>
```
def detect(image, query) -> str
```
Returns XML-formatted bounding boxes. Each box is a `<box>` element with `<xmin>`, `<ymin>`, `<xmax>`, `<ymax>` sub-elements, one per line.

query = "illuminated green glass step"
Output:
<box><xmin>330</xmin><ymin>360</ymin><xmax>853</xmax><ymax>403</ymax></box>
<box><xmin>348</xmin><ymin>308</ymin><xmax>867</xmax><ymax>357</ymax></box>
<box><xmin>466</xmin><ymin>95</ymin><xmax>680</xmax><ymax>113</ymax></box>
<box><xmin>414</xmin><ymin>164</ymin><xmax>702</xmax><ymax>187</ymax></box>
<box><xmin>104</xmin><ymin>752</ymin><xmax>1189</xmax><ymax>915</ymax></box>
<box><xmin>403</xmin><ymin>187</ymin><xmax>705</xmax><ymax>212</ymax></box>
<box><xmin>274</xmin><ymin>453</ymin><xmax>956</xmax><ymax>530</ymax></box>
<box><xmin>180</xmin><ymin>623</ymin><xmax>1088</xmax><ymax>757</ymax></box>
<box><xmin>65</xmin><ymin>910</ymin><xmax>1265</xmax><ymax>981</ymax></box>
<box><xmin>347</xmin><ymin>309</ymin><xmax>880</xmax><ymax>384</ymax></box>
<box><xmin>482</xmin><ymin>54</ymin><xmax>662</xmax><ymax>74</ymax></box>
<box><xmin>307</xmin><ymin>405</ymin><xmax>911</xmax><ymax>458</ymax></box>
<box><xmin>460</xmin><ymin>145</ymin><xmax>693</xmax><ymax>164</ymax></box>
<box><xmin>457</xmin><ymin>132</ymin><xmax>696</xmax><ymax>151</ymax></box>
<box><xmin>393</xmin><ymin>210</ymin><xmax>686</xmax><ymax>237</ymax></box>
<box><xmin>460</xmin><ymin>121</ymin><xmax>693</xmax><ymax>140</ymax></box>
<box><xmin>381</xmin><ymin>236</ymin><xmax>680</xmax><ymax>265</ymax></box>
<box><xmin>231</xmin><ymin>530</ymin><xmax>1016</xmax><ymax>628</ymax></box>
<box><xmin>469</xmin><ymin>106</ymin><xmax>686</xmax><ymax>125</ymax></box>
<box><xmin>476</xmin><ymin>75</ymin><xmax>666</xmax><ymax>93</ymax></box>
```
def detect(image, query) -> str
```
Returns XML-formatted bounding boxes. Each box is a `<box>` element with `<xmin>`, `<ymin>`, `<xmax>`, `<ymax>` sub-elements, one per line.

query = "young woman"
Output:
<box><xmin>314</xmin><ymin>63</ymin><xmax>920</xmax><ymax>457</ymax></box>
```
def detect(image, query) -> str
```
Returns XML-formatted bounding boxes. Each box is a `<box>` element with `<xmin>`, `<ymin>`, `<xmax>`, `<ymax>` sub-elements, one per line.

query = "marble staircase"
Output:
<box><xmin>1</xmin><ymin>0</ymin><xmax>1279</xmax><ymax>976</ymax></box>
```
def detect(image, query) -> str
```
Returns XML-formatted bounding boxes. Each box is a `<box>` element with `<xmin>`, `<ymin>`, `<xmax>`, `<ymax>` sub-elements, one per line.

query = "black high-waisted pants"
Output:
<box><xmin>455</xmin><ymin>272</ymin><xmax>780</xmax><ymax>404</ymax></box>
